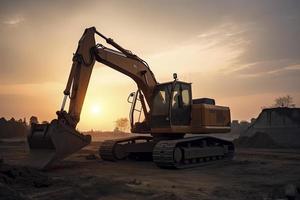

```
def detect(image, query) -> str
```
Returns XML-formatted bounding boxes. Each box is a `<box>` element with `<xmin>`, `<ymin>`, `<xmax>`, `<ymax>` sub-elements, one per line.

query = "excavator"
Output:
<box><xmin>27</xmin><ymin>27</ymin><xmax>234</xmax><ymax>169</ymax></box>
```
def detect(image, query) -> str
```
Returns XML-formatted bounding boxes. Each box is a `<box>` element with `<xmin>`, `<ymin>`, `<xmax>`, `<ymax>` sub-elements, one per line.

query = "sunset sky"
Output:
<box><xmin>0</xmin><ymin>0</ymin><xmax>299</xmax><ymax>131</ymax></box>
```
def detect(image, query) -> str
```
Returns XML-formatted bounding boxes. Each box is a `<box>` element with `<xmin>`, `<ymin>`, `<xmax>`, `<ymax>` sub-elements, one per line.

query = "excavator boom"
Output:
<box><xmin>27</xmin><ymin>27</ymin><xmax>157</xmax><ymax>169</ymax></box>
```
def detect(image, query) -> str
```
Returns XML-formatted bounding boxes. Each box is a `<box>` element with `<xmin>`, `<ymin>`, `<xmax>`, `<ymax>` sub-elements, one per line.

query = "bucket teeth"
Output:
<box><xmin>26</xmin><ymin>119</ymin><xmax>91</xmax><ymax>169</ymax></box>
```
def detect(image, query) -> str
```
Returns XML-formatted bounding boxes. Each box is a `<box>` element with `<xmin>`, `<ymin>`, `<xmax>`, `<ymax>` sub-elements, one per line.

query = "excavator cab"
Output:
<box><xmin>128</xmin><ymin>79</ymin><xmax>192</xmax><ymax>133</ymax></box>
<box><xmin>151</xmin><ymin>80</ymin><xmax>192</xmax><ymax>129</ymax></box>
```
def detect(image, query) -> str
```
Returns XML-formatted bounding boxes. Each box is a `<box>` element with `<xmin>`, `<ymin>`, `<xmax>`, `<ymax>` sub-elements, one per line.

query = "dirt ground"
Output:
<box><xmin>1</xmin><ymin>137</ymin><xmax>300</xmax><ymax>200</ymax></box>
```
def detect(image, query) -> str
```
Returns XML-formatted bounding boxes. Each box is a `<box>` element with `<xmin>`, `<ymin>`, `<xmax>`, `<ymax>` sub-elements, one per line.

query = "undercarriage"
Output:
<box><xmin>99</xmin><ymin>135</ymin><xmax>235</xmax><ymax>169</ymax></box>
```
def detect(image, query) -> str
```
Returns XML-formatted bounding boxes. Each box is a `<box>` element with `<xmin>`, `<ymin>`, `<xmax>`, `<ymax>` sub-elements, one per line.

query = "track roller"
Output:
<box><xmin>153</xmin><ymin>136</ymin><xmax>234</xmax><ymax>169</ymax></box>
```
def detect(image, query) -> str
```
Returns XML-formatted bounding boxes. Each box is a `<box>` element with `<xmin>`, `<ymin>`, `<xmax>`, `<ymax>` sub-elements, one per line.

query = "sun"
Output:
<box><xmin>90</xmin><ymin>104</ymin><xmax>101</xmax><ymax>115</ymax></box>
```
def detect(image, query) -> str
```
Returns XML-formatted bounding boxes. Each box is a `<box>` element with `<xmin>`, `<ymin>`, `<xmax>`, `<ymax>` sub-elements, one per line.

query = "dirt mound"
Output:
<box><xmin>234</xmin><ymin>132</ymin><xmax>282</xmax><ymax>148</ymax></box>
<box><xmin>147</xmin><ymin>192</ymin><xmax>182</xmax><ymax>200</ymax></box>
<box><xmin>0</xmin><ymin>163</ymin><xmax>51</xmax><ymax>187</ymax></box>
<box><xmin>0</xmin><ymin>183</ymin><xmax>30</xmax><ymax>200</ymax></box>
<box><xmin>0</xmin><ymin>162</ymin><xmax>51</xmax><ymax>199</ymax></box>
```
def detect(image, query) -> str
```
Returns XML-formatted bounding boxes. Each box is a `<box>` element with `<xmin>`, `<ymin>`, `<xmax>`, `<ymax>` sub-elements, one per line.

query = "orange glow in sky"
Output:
<box><xmin>0</xmin><ymin>1</ymin><xmax>299</xmax><ymax>131</ymax></box>
<box><xmin>90</xmin><ymin>104</ymin><xmax>101</xmax><ymax>115</ymax></box>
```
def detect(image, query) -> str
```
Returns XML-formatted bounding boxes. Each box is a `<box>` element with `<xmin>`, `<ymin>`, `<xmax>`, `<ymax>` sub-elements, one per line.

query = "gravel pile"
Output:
<box><xmin>233</xmin><ymin>132</ymin><xmax>282</xmax><ymax>148</ymax></box>
<box><xmin>0</xmin><ymin>161</ymin><xmax>52</xmax><ymax>200</ymax></box>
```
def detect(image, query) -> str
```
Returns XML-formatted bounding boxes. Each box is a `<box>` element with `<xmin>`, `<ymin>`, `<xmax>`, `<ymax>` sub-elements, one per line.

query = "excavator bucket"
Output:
<box><xmin>27</xmin><ymin>119</ymin><xmax>91</xmax><ymax>170</ymax></box>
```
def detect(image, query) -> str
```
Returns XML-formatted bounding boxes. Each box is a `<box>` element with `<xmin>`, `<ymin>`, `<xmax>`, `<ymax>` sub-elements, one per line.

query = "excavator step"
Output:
<box><xmin>152</xmin><ymin>136</ymin><xmax>234</xmax><ymax>169</ymax></box>
<box><xmin>99</xmin><ymin>136</ymin><xmax>154</xmax><ymax>161</ymax></box>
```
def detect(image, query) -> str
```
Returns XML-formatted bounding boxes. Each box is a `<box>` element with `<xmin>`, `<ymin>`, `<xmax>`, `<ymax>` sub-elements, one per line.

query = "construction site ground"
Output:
<box><xmin>1</xmin><ymin>135</ymin><xmax>300</xmax><ymax>200</ymax></box>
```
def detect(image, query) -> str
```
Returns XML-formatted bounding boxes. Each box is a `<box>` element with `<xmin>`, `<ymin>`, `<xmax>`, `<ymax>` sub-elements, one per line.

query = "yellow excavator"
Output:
<box><xmin>27</xmin><ymin>27</ymin><xmax>234</xmax><ymax>169</ymax></box>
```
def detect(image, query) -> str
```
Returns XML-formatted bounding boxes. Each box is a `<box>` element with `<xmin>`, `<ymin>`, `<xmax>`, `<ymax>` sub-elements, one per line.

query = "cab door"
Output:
<box><xmin>171</xmin><ymin>83</ymin><xmax>191</xmax><ymax>125</ymax></box>
<box><xmin>150</xmin><ymin>84</ymin><xmax>172</xmax><ymax>128</ymax></box>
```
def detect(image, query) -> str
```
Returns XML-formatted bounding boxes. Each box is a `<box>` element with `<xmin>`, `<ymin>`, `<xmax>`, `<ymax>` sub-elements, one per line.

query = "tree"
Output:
<box><xmin>273</xmin><ymin>95</ymin><xmax>295</xmax><ymax>108</ymax></box>
<box><xmin>114</xmin><ymin>118</ymin><xmax>129</xmax><ymax>132</ymax></box>
<box><xmin>29</xmin><ymin>116</ymin><xmax>39</xmax><ymax>125</ymax></box>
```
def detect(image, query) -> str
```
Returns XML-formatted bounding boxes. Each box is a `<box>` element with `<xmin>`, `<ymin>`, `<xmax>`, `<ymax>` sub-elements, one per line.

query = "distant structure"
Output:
<box><xmin>242</xmin><ymin>107</ymin><xmax>300</xmax><ymax>148</ymax></box>
<box><xmin>231</xmin><ymin>120</ymin><xmax>251</xmax><ymax>135</ymax></box>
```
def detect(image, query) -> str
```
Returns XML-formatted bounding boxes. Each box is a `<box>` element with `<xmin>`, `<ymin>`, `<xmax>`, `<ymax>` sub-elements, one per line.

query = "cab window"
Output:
<box><xmin>182</xmin><ymin>86</ymin><xmax>190</xmax><ymax>106</ymax></box>
<box><xmin>152</xmin><ymin>85</ymin><xmax>171</xmax><ymax>115</ymax></box>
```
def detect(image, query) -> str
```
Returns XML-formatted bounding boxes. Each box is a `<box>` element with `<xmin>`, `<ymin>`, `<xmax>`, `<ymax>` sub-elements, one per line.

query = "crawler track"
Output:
<box><xmin>99</xmin><ymin>136</ymin><xmax>154</xmax><ymax>161</ymax></box>
<box><xmin>100</xmin><ymin>135</ymin><xmax>234</xmax><ymax>169</ymax></box>
<box><xmin>153</xmin><ymin>136</ymin><xmax>234</xmax><ymax>169</ymax></box>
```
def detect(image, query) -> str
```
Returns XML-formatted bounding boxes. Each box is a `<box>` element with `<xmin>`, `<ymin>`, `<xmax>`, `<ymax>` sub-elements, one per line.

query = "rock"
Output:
<box><xmin>285</xmin><ymin>184</ymin><xmax>298</xmax><ymax>200</ymax></box>
<box><xmin>0</xmin><ymin>163</ymin><xmax>51</xmax><ymax>187</ymax></box>
<box><xmin>0</xmin><ymin>173</ymin><xmax>13</xmax><ymax>184</ymax></box>
<box><xmin>33</xmin><ymin>176</ymin><xmax>52</xmax><ymax>188</ymax></box>
<box><xmin>85</xmin><ymin>154</ymin><xmax>97</xmax><ymax>160</ymax></box>
<box><xmin>127</xmin><ymin>178</ymin><xmax>142</xmax><ymax>185</ymax></box>
<box><xmin>0</xmin><ymin>183</ymin><xmax>29</xmax><ymax>200</ymax></box>
<box><xmin>148</xmin><ymin>192</ymin><xmax>182</xmax><ymax>200</ymax></box>
<box><xmin>233</xmin><ymin>132</ymin><xmax>282</xmax><ymax>149</ymax></box>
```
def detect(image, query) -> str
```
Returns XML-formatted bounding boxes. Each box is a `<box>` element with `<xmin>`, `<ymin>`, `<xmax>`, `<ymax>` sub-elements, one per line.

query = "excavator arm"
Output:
<box><xmin>27</xmin><ymin>27</ymin><xmax>157</xmax><ymax>169</ymax></box>
<box><xmin>58</xmin><ymin>27</ymin><xmax>157</xmax><ymax>128</ymax></box>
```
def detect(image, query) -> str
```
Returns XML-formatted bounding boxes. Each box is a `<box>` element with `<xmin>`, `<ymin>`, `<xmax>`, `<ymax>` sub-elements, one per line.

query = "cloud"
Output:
<box><xmin>3</xmin><ymin>16</ymin><xmax>24</xmax><ymax>25</ymax></box>
<box><xmin>229</xmin><ymin>59</ymin><xmax>300</xmax><ymax>76</ymax></box>
<box><xmin>0</xmin><ymin>0</ymin><xmax>300</xmax><ymax>90</ymax></box>
<box><xmin>147</xmin><ymin>22</ymin><xmax>246</xmax><ymax>78</ymax></box>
